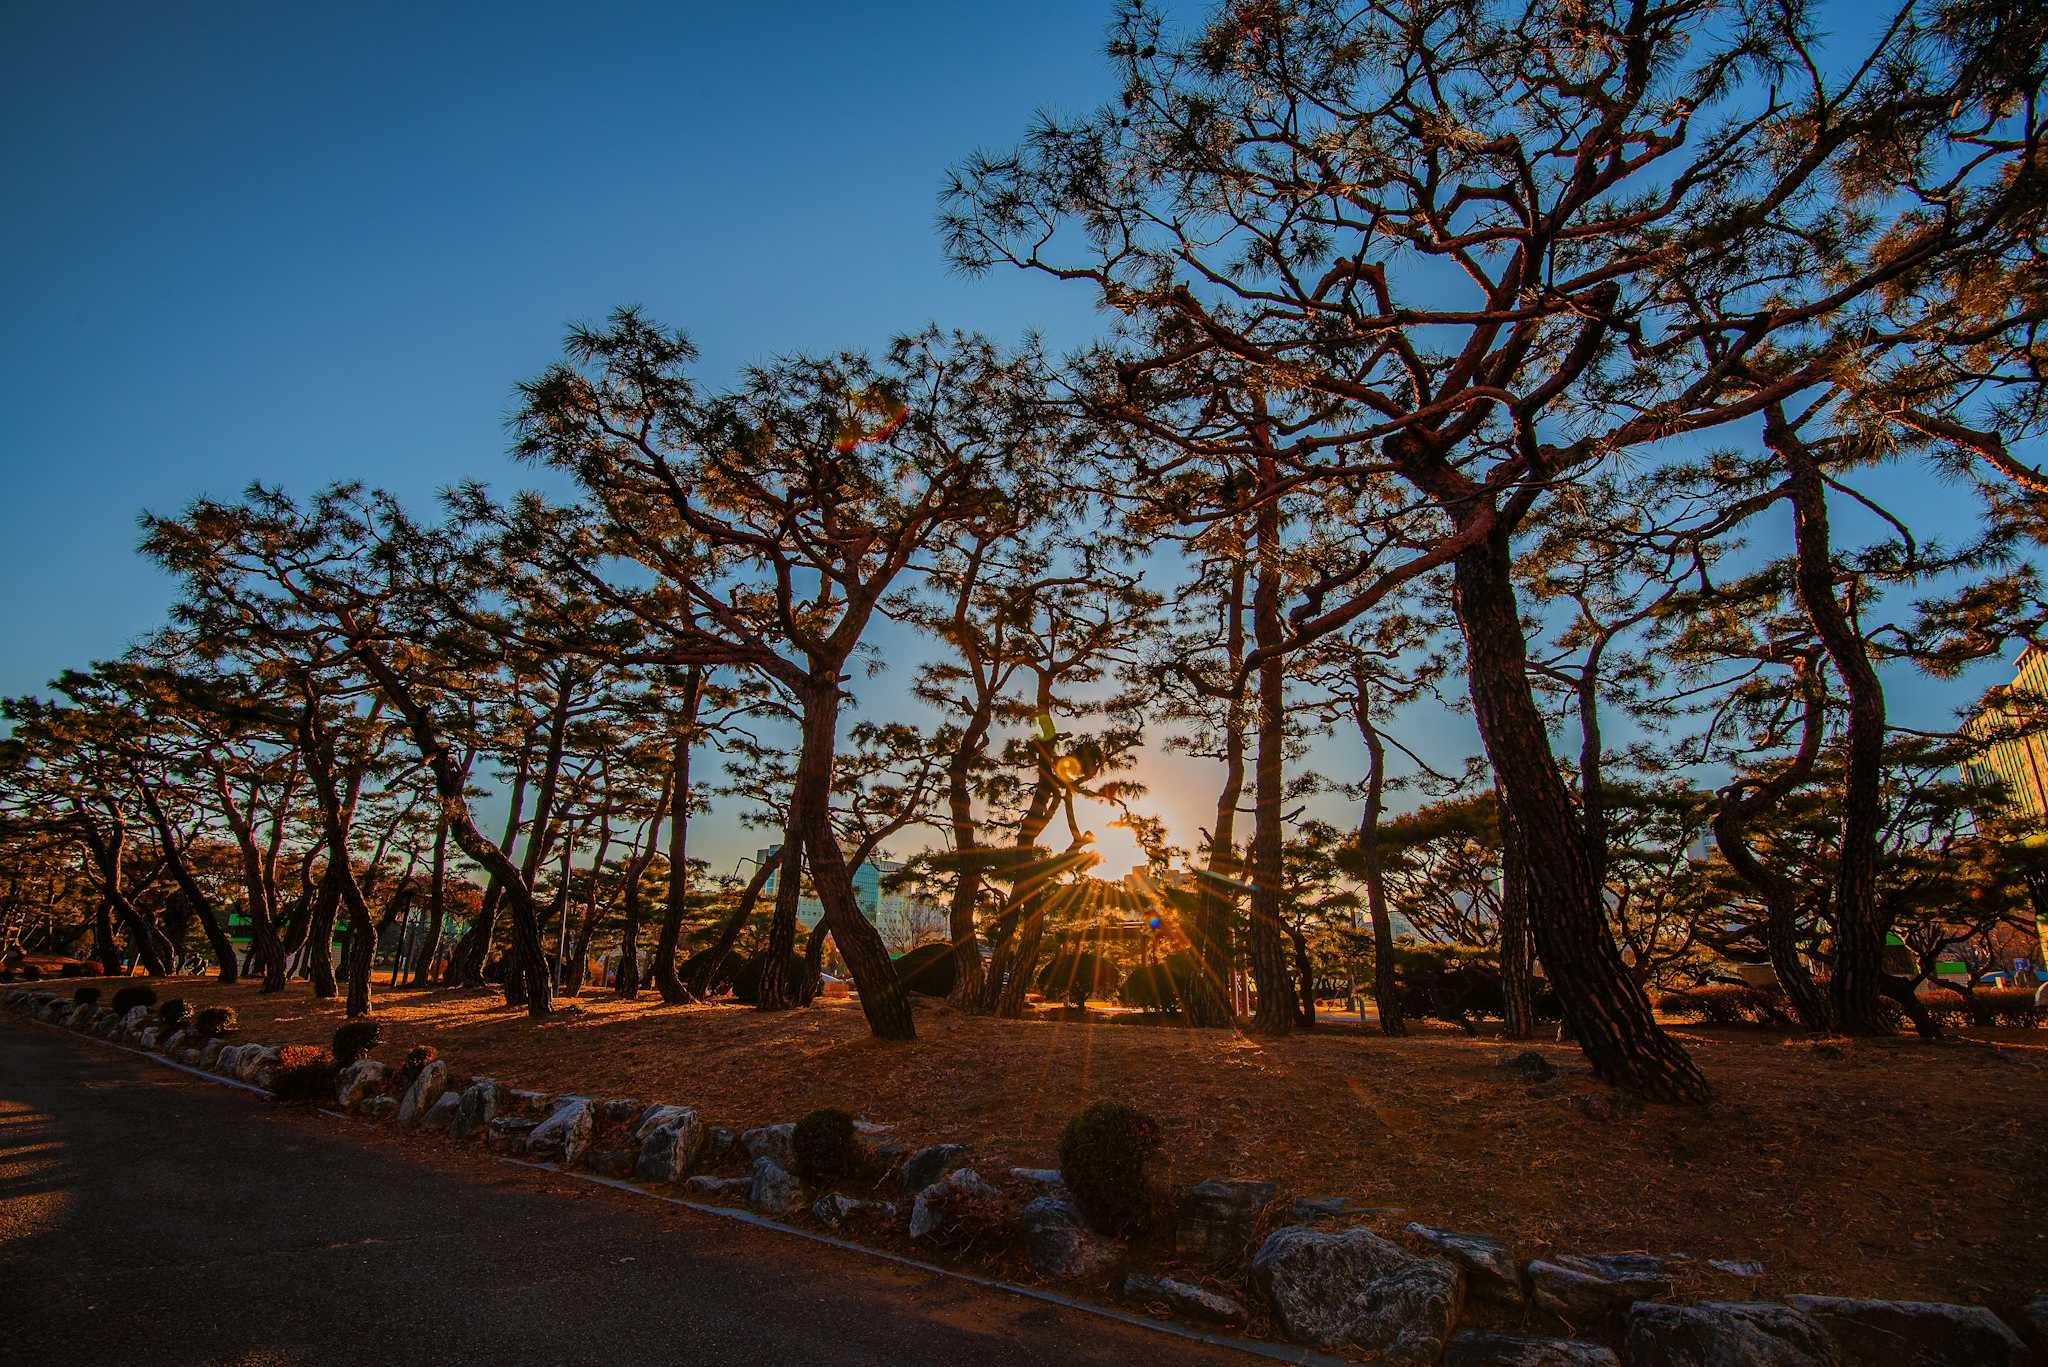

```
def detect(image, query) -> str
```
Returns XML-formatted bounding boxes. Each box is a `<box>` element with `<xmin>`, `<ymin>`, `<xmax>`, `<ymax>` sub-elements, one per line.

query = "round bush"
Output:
<box><xmin>730</xmin><ymin>952</ymin><xmax>819</xmax><ymax>1005</ymax></box>
<box><xmin>892</xmin><ymin>942</ymin><xmax>958</xmax><ymax>997</ymax></box>
<box><xmin>192</xmin><ymin>1005</ymin><xmax>238</xmax><ymax>1038</ymax></box>
<box><xmin>792</xmin><ymin>1107</ymin><xmax>858</xmax><ymax>1183</ymax></box>
<box><xmin>1057</xmin><ymin>1100</ymin><xmax>1161</xmax><ymax>1236</ymax></box>
<box><xmin>394</xmin><ymin>1044</ymin><xmax>439</xmax><ymax>1091</ymax></box>
<box><xmin>1037</xmin><ymin>949</ymin><xmax>1120</xmax><ymax>1006</ymax></box>
<box><xmin>157</xmin><ymin>998</ymin><xmax>190</xmax><ymax>1031</ymax></box>
<box><xmin>71</xmin><ymin>986</ymin><xmax>101</xmax><ymax>1007</ymax></box>
<box><xmin>110</xmin><ymin>985</ymin><xmax>158</xmax><ymax>1014</ymax></box>
<box><xmin>332</xmin><ymin>1018</ymin><xmax>381</xmax><ymax>1067</ymax></box>
<box><xmin>272</xmin><ymin>1045</ymin><xmax>338</xmax><ymax>1103</ymax></box>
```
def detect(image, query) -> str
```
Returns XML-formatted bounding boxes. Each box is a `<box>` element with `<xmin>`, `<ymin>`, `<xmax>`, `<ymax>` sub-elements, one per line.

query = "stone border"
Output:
<box><xmin>9</xmin><ymin>987</ymin><xmax>2042</xmax><ymax>1367</ymax></box>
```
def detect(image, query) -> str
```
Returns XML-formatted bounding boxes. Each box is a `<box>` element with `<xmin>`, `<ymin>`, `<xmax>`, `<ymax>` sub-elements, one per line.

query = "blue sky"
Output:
<box><xmin>1</xmin><ymin>2</ymin><xmax>2020</xmax><ymax>880</ymax></box>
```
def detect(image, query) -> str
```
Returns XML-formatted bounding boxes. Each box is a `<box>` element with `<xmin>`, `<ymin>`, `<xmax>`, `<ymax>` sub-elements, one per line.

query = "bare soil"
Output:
<box><xmin>59</xmin><ymin>974</ymin><xmax>2048</xmax><ymax>1311</ymax></box>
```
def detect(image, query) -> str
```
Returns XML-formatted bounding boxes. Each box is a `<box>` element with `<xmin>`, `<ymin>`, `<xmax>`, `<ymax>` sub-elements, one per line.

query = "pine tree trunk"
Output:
<box><xmin>1453</xmin><ymin>520</ymin><xmax>1709</xmax><ymax>1102</ymax></box>
<box><xmin>1247</xmin><ymin>483</ymin><xmax>1293</xmax><ymax>1035</ymax></box>
<box><xmin>790</xmin><ymin>680</ymin><xmax>915</xmax><ymax>1039</ymax></box>
<box><xmin>688</xmin><ymin>846</ymin><xmax>780</xmax><ymax>998</ymax></box>
<box><xmin>304</xmin><ymin>868</ymin><xmax>341</xmax><ymax>996</ymax></box>
<box><xmin>944</xmin><ymin>751</ymin><xmax>987</xmax><ymax>1005</ymax></box>
<box><xmin>1186</xmin><ymin>563</ymin><xmax>1248</xmax><ymax>1029</ymax></box>
<box><xmin>1773</xmin><ymin>412</ymin><xmax>1890</xmax><ymax>1035</ymax></box>
<box><xmin>653</xmin><ymin>681</ymin><xmax>701</xmax><ymax>1003</ymax></box>
<box><xmin>410</xmin><ymin>813</ymin><xmax>449</xmax><ymax>987</ymax></box>
<box><xmin>1353</xmin><ymin>689</ymin><xmax>1404</xmax><ymax>1036</ymax></box>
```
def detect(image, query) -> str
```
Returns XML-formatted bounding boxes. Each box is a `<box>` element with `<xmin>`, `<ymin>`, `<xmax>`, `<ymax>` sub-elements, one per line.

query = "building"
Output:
<box><xmin>1967</xmin><ymin>643</ymin><xmax>2048</xmax><ymax>819</ymax></box>
<box><xmin>1965</xmin><ymin>645</ymin><xmax>2048</xmax><ymax>980</ymax></box>
<box><xmin>755</xmin><ymin>848</ymin><xmax>939</xmax><ymax>952</ymax></box>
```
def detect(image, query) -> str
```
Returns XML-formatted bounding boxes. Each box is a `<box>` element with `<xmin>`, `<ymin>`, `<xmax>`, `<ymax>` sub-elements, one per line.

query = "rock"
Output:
<box><xmin>2017</xmin><ymin>1296</ymin><xmax>2048</xmax><ymax>1355</ymax></box>
<box><xmin>421</xmin><ymin>1091</ymin><xmax>462</xmax><ymax>1133</ymax></box>
<box><xmin>1405</xmin><ymin>1224</ymin><xmax>1523</xmax><ymax>1306</ymax></box>
<box><xmin>901</xmin><ymin>1142</ymin><xmax>970</xmax><ymax>1194</ymax></box>
<box><xmin>1249</xmin><ymin>1226</ymin><xmax>1464</xmax><ymax>1362</ymax></box>
<box><xmin>633</xmin><ymin>1106</ymin><xmax>705</xmax><ymax>1184</ymax></box>
<box><xmin>683</xmin><ymin>1175</ymin><xmax>751</xmax><ymax>1201</ymax></box>
<box><xmin>1122</xmin><ymin>1273</ymin><xmax>1246</xmax><ymax>1325</ymax></box>
<box><xmin>396</xmin><ymin>1059</ymin><xmax>449</xmax><ymax>1125</ymax></box>
<box><xmin>234</xmin><ymin>1046</ymin><xmax>280</xmax><ymax>1089</ymax></box>
<box><xmin>485</xmin><ymin>1116</ymin><xmax>540</xmax><ymax>1153</ymax></box>
<box><xmin>811</xmin><ymin>1193</ymin><xmax>896</xmax><ymax>1230</ymax></box>
<box><xmin>909</xmin><ymin>1167</ymin><xmax>1005</xmax><ymax>1244</ymax></box>
<box><xmin>1528</xmin><ymin>1253</ymin><xmax>1674</xmax><ymax>1322</ymax></box>
<box><xmin>598</xmin><ymin>1097</ymin><xmax>643</xmax><ymax>1128</ymax></box>
<box><xmin>1442</xmin><ymin>1331</ymin><xmax>1621</xmax><ymax>1366</ymax></box>
<box><xmin>501</xmin><ymin>1088</ymin><xmax>551</xmax><ymax>1117</ymax></box>
<box><xmin>704</xmin><ymin>1126</ymin><xmax>737</xmax><ymax>1160</ymax></box>
<box><xmin>213</xmin><ymin>1043</ymin><xmax>245</xmax><ymax>1076</ymax></box>
<box><xmin>160</xmin><ymin>1028</ymin><xmax>190</xmax><ymax>1055</ymax></box>
<box><xmin>1020</xmin><ymin>1194</ymin><xmax>1117</xmax><ymax>1278</ymax></box>
<box><xmin>138</xmin><ymin>1026</ymin><xmax>163</xmax><ymax>1050</ymax></box>
<box><xmin>741</xmin><ymin>1122</ymin><xmax>797</xmax><ymax>1170</ymax></box>
<box><xmin>526</xmin><ymin>1097</ymin><xmax>596</xmax><ymax>1167</ymax></box>
<box><xmin>1783</xmin><ymin>1295</ymin><xmax>2029</xmax><ymax>1366</ymax></box>
<box><xmin>119</xmin><ymin>1005</ymin><xmax>151</xmax><ymax>1037</ymax></box>
<box><xmin>1175</xmin><ymin>1177</ymin><xmax>1277</xmax><ymax>1266</ymax></box>
<box><xmin>453</xmin><ymin>1080</ymin><xmax>500</xmax><ymax>1140</ymax></box>
<box><xmin>747</xmin><ymin>1157</ymin><xmax>803</xmax><ymax>1216</ymax></box>
<box><xmin>335</xmin><ymin>1059</ymin><xmax>390</xmax><ymax>1111</ymax></box>
<box><xmin>589</xmin><ymin>1149</ymin><xmax>635</xmax><ymax>1179</ymax></box>
<box><xmin>1707</xmin><ymin>1260</ymin><xmax>1765</xmax><ymax>1278</ymax></box>
<box><xmin>1625</xmin><ymin>1301</ymin><xmax>1837</xmax><ymax>1367</ymax></box>
<box><xmin>1499</xmin><ymin>1050</ymin><xmax>1558</xmax><ymax>1083</ymax></box>
<box><xmin>1009</xmin><ymin>1167</ymin><xmax>1065</xmax><ymax>1188</ymax></box>
<box><xmin>359</xmin><ymin>1095</ymin><xmax>399</xmax><ymax>1122</ymax></box>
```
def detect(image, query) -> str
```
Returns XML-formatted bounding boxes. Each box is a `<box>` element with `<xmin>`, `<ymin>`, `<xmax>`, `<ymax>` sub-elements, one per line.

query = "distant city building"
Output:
<box><xmin>1968</xmin><ymin>643</ymin><xmax>2048</xmax><ymax>823</ymax></box>
<box><xmin>1965</xmin><ymin>645</ymin><xmax>2048</xmax><ymax>981</ymax></box>
<box><xmin>756</xmin><ymin>848</ymin><xmax>937</xmax><ymax>951</ymax></box>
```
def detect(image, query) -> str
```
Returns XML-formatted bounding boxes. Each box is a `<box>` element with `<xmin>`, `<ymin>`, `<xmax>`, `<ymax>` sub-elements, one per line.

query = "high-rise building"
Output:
<box><xmin>755</xmin><ymin>848</ymin><xmax>936</xmax><ymax>951</ymax></box>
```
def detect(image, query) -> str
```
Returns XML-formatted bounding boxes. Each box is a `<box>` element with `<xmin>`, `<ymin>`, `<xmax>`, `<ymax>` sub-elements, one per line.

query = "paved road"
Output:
<box><xmin>0</xmin><ymin>1019</ymin><xmax>1258</xmax><ymax>1367</ymax></box>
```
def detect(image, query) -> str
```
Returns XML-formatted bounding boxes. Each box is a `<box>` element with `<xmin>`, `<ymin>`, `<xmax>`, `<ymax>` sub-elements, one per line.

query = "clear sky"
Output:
<box><xmin>0</xmin><ymin>2</ymin><xmax>2020</xmax><ymax>882</ymax></box>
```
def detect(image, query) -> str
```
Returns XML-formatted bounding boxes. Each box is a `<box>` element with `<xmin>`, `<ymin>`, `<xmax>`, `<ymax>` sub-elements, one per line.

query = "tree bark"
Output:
<box><xmin>137</xmin><ymin>783</ymin><xmax>238</xmax><ymax>983</ymax></box>
<box><xmin>687</xmin><ymin>845</ymin><xmax>781</xmax><ymax>999</ymax></box>
<box><xmin>788</xmin><ymin>677</ymin><xmax>914</xmax><ymax>1039</ymax></box>
<box><xmin>1771</xmin><ymin>409</ymin><xmax>1890</xmax><ymax>1035</ymax></box>
<box><xmin>1452</xmin><ymin>517</ymin><xmax>1709</xmax><ymax>1102</ymax></box>
<box><xmin>653</xmin><ymin>675</ymin><xmax>702</xmax><ymax>1003</ymax></box>
<box><xmin>1187</xmin><ymin>562</ymin><xmax>1247</xmax><ymax>1029</ymax></box>
<box><xmin>1495</xmin><ymin>795</ymin><xmax>1536</xmax><ymax>1040</ymax></box>
<box><xmin>1247</xmin><ymin>469</ymin><xmax>1293</xmax><ymax>1034</ymax></box>
<box><xmin>1352</xmin><ymin>681</ymin><xmax>1403</xmax><ymax>1035</ymax></box>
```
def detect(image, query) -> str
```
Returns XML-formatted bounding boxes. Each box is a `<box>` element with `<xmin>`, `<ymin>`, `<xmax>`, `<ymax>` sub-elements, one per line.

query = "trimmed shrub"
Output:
<box><xmin>1118</xmin><ymin>951</ymin><xmax>1197</xmax><ymax>1013</ymax></box>
<box><xmin>892</xmin><ymin>942</ymin><xmax>958</xmax><ymax>997</ymax></box>
<box><xmin>271</xmin><ymin>1045</ymin><xmax>338</xmax><ymax>1103</ymax></box>
<box><xmin>192</xmin><ymin>1006</ymin><xmax>238</xmax><ymax>1038</ymax></box>
<box><xmin>59</xmin><ymin>961</ymin><xmax>87</xmax><ymax>977</ymax></box>
<box><xmin>22</xmin><ymin>964</ymin><xmax>42</xmax><ymax>981</ymax></box>
<box><xmin>71</xmin><ymin>986</ymin><xmax>101</xmax><ymax>1007</ymax></box>
<box><xmin>332</xmin><ymin>1019</ymin><xmax>381</xmax><ymax>1067</ymax></box>
<box><xmin>1919</xmin><ymin>986</ymin><xmax>2040</xmax><ymax>1029</ymax></box>
<box><xmin>1037</xmin><ymin>949</ymin><xmax>1121</xmax><ymax>1006</ymax></box>
<box><xmin>110</xmin><ymin>985</ymin><xmax>158</xmax><ymax>1014</ymax></box>
<box><xmin>156</xmin><ymin>998</ymin><xmax>190</xmax><ymax>1031</ymax></box>
<box><xmin>730</xmin><ymin>953</ymin><xmax>819</xmax><ymax>1006</ymax></box>
<box><xmin>1655</xmin><ymin>984</ymin><xmax>1793</xmax><ymax>1027</ymax></box>
<box><xmin>792</xmin><ymin>1107</ymin><xmax>858</xmax><ymax>1184</ymax></box>
<box><xmin>1058</xmin><ymin>1100</ymin><xmax>1162</xmax><ymax>1236</ymax></box>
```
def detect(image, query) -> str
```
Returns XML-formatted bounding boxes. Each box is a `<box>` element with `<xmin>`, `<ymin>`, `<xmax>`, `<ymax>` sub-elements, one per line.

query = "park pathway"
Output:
<box><xmin>0</xmin><ymin>1018</ymin><xmax>1258</xmax><ymax>1366</ymax></box>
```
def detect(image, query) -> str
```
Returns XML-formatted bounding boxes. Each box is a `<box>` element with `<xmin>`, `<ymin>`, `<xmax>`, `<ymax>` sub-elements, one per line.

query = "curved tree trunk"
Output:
<box><xmin>138</xmin><ymin>784</ymin><xmax>239</xmax><ymax>984</ymax></box>
<box><xmin>1772</xmin><ymin>411</ymin><xmax>1890</xmax><ymax>1035</ymax></box>
<box><xmin>1496</xmin><ymin>796</ymin><xmax>1536</xmax><ymax>1040</ymax></box>
<box><xmin>653</xmin><ymin>681</ymin><xmax>701</xmax><ymax>1003</ymax></box>
<box><xmin>1186</xmin><ymin>562</ymin><xmax>1248</xmax><ymax>1029</ymax></box>
<box><xmin>687</xmin><ymin>846</ymin><xmax>780</xmax><ymax>999</ymax></box>
<box><xmin>410</xmin><ymin>813</ymin><xmax>449</xmax><ymax>987</ymax></box>
<box><xmin>1353</xmin><ymin>687</ymin><xmax>1403</xmax><ymax>1036</ymax></box>
<box><xmin>1453</xmin><ymin>519</ymin><xmax>1709</xmax><ymax>1102</ymax></box>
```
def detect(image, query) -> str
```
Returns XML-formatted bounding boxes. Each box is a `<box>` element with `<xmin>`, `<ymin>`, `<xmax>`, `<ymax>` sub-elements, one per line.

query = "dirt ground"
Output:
<box><xmin>52</xmin><ymin>974</ymin><xmax>2048</xmax><ymax>1310</ymax></box>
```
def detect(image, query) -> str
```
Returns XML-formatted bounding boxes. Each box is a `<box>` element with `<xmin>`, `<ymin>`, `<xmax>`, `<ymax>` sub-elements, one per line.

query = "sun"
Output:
<box><xmin>1077</xmin><ymin>813</ymin><xmax>1150</xmax><ymax>882</ymax></box>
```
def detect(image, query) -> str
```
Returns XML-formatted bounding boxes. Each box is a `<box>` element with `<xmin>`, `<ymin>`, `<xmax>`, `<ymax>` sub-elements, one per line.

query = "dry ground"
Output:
<box><xmin>50</xmin><ymin>974</ymin><xmax>2048</xmax><ymax>1309</ymax></box>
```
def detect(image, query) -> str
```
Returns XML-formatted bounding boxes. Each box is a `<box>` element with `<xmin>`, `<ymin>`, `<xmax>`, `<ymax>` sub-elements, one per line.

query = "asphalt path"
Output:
<box><xmin>0</xmin><ymin>1018</ymin><xmax>1262</xmax><ymax>1366</ymax></box>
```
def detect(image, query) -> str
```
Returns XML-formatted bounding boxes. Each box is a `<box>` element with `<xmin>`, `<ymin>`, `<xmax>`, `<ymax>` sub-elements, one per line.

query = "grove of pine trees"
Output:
<box><xmin>3</xmin><ymin>0</ymin><xmax>2045</xmax><ymax>1105</ymax></box>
